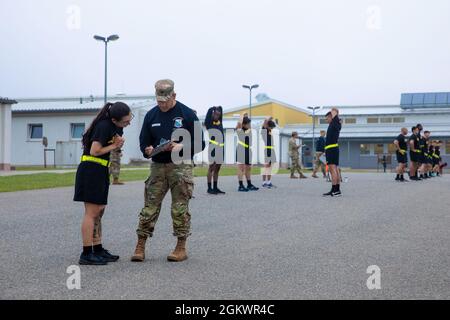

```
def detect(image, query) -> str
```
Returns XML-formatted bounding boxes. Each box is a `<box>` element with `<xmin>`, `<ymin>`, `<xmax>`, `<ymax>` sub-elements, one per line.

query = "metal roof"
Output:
<box><xmin>12</xmin><ymin>95</ymin><xmax>155</xmax><ymax>113</ymax></box>
<box><xmin>315</xmin><ymin>105</ymin><xmax>450</xmax><ymax>116</ymax></box>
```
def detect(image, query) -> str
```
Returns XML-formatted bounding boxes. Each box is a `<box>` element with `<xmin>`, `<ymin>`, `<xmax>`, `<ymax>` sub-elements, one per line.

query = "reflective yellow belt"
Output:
<box><xmin>264</xmin><ymin>146</ymin><xmax>274</xmax><ymax>149</ymax></box>
<box><xmin>325</xmin><ymin>144</ymin><xmax>339</xmax><ymax>150</ymax></box>
<box><xmin>238</xmin><ymin>141</ymin><xmax>249</xmax><ymax>148</ymax></box>
<box><xmin>413</xmin><ymin>150</ymin><xmax>422</xmax><ymax>153</ymax></box>
<box><xmin>209</xmin><ymin>140</ymin><xmax>224</xmax><ymax>147</ymax></box>
<box><xmin>81</xmin><ymin>155</ymin><xmax>110</xmax><ymax>167</ymax></box>
<box><xmin>433</xmin><ymin>154</ymin><xmax>440</xmax><ymax>158</ymax></box>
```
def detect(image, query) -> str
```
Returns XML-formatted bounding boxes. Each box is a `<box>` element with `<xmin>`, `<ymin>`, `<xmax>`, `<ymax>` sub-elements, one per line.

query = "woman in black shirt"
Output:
<box><xmin>74</xmin><ymin>102</ymin><xmax>132</xmax><ymax>265</ymax></box>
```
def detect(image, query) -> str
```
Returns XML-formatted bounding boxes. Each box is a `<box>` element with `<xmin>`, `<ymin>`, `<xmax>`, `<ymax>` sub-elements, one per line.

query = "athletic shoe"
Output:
<box><xmin>247</xmin><ymin>185</ymin><xmax>259</xmax><ymax>191</ymax></box>
<box><xmin>262</xmin><ymin>182</ymin><xmax>268</xmax><ymax>188</ymax></box>
<box><xmin>96</xmin><ymin>249</ymin><xmax>119</xmax><ymax>262</ymax></box>
<box><xmin>323</xmin><ymin>191</ymin><xmax>333</xmax><ymax>197</ymax></box>
<box><xmin>266</xmin><ymin>182</ymin><xmax>273</xmax><ymax>189</ymax></box>
<box><xmin>395</xmin><ymin>176</ymin><xmax>400</xmax><ymax>181</ymax></box>
<box><xmin>238</xmin><ymin>186</ymin><xmax>249</xmax><ymax>192</ymax></box>
<box><xmin>331</xmin><ymin>191</ymin><xmax>342</xmax><ymax>197</ymax></box>
<box><xmin>207</xmin><ymin>188</ymin><xmax>217</xmax><ymax>195</ymax></box>
<box><xmin>79</xmin><ymin>252</ymin><xmax>108</xmax><ymax>265</ymax></box>
<box><xmin>213</xmin><ymin>188</ymin><xmax>226</xmax><ymax>195</ymax></box>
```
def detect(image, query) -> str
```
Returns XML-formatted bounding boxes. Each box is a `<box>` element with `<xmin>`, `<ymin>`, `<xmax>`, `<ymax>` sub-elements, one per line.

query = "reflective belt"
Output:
<box><xmin>81</xmin><ymin>155</ymin><xmax>110</xmax><ymax>167</ymax></box>
<box><xmin>209</xmin><ymin>140</ymin><xmax>224</xmax><ymax>147</ymax></box>
<box><xmin>325</xmin><ymin>143</ymin><xmax>339</xmax><ymax>150</ymax></box>
<box><xmin>264</xmin><ymin>146</ymin><xmax>274</xmax><ymax>149</ymax></box>
<box><xmin>433</xmin><ymin>154</ymin><xmax>440</xmax><ymax>158</ymax></box>
<box><xmin>238</xmin><ymin>140</ymin><xmax>249</xmax><ymax>148</ymax></box>
<box><xmin>399</xmin><ymin>149</ymin><xmax>406</xmax><ymax>154</ymax></box>
<box><xmin>413</xmin><ymin>150</ymin><xmax>422</xmax><ymax>153</ymax></box>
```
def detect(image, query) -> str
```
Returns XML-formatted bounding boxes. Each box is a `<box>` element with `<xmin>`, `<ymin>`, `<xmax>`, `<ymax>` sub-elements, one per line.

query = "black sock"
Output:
<box><xmin>331</xmin><ymin>185</ymin><xmax>337</xmax><ymax>192</ymax></box>
<box><xmin>93</xmin><ymin>244</ymin><xmax>103</xmax><ymax>253</ymax></box>
<box><xmin>83</xmin><ymin>246</ymin><xmax>92</xmax><ymax>255</ymax></box>
<box><xmin>400</xmin><ymin>174</ymin><xmax>404</xmax><ymax>179</ymax></box>
<box><xmin>396</xmin><ymin>174</ymin><xmax>400</xmax><ymax>179</ymax></box>
<box><xmin>247</xmin><ymin>180</ymin><xmax>252</xmax><ymax>187</ymax></box>
<box><xmin>213</xmin><ymin>181</ymin><xmax>218</xmax><ymax>189</ymax></box>
<box><xmin>207</xmin><ymin>182</ymin><xmax>212</xmax><ymax>190</ymax></box>
<box><xmin>239</xmin><ymin>180</ymin><xmax>244</xmax><ymax>187</ymax></box>
<box><xmin>336</xmin><ymin>184</ymin><xmax>340</xmax><ymax>192</ymax></box>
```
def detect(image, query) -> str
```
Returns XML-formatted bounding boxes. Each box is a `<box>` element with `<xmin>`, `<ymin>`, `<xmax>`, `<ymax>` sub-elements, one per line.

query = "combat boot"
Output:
<box><xmin>299</xmin><ymin>172</ymin><xmax>308</xmax><ymax>179</ymax></box>
<box><xmin>131</xmin><ymin>236</ymin><xmax>147</xmax><ymax>262</ymax></box>
<box><xmin>290</xmin><ymin>174</ymin><xmax>299</xmax><ymax>179</ymax></box>
<box><xmin>167</xmin><ymin>237</ymin><xmax>188</xmax><ymax>262</ymax></box>
<box><xmin>112</xmin><ymin>178</ymin><xmax>125</xmax><ymax>185</ymax></box>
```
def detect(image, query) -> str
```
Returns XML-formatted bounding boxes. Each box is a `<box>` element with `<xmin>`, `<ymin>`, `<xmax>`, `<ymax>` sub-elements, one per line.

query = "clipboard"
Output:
<box><xmin>148</xmin><ymin>139</ymin><xmax>172</xmax><ymax>158</ymax></box>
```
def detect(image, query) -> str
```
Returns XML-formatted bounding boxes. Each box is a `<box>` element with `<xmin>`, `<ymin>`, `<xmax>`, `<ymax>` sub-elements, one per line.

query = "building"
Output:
<box><xmin>11</xmin><ymin>95</ymin><xmax>155</xmax><ymax>166</ymax></box>
<box><xmin>291</xmin><ymin>92</ymin><xmax>450</xmax><ymax>169</ymax></box>
<box><xmin>222</xmin><ymin>98</ymin><xmax>312</xmax><ymax>127</ymax></box>
<box><xmin>0</xmin><ymin>98</ymin><xmax>17</xmax><ymax>170</ymax></box>
<box><xmin>7</xmin><ymin>92</ymin><xmax>450</xmax><ymax>170</ymax></box>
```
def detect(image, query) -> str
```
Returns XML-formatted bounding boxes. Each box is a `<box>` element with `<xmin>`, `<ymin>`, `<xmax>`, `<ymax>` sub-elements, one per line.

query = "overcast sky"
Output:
<box><xmin>1</xmin><ymin>0</ymin><xmax>449</xmax><ymax>115</ymax></box>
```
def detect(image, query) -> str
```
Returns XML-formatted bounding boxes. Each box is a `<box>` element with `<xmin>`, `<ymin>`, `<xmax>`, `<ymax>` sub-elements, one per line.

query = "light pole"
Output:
<box><xmin>242</xmin><ymin>84</ymin><xmax>259</xmax><ymax>119</ymax></box>
<box><xmin>308</xmin><ymin>106</ymin><xmax>321</xmax><ymax>155</ymax></box>
<box><xmin>94</xmin><ymin>34</ymin><xmax>120</xmax><ymax>105</ymax></box>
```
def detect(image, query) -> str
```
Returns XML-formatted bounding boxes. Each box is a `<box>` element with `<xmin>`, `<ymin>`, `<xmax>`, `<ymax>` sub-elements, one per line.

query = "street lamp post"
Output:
<box><xmin>308</xmin><ymin>106</ymin><xmax>321</xmax><ymax>156</ymax></box>
<box><xmin>242</xmin><ymin>84</ymin><xmax>259</xmax><ymax>119</ymax></box>
<box><xmin>94</xmin><ymin>34</ymin><xmax>120</xmax><ymax>105</ymax></box>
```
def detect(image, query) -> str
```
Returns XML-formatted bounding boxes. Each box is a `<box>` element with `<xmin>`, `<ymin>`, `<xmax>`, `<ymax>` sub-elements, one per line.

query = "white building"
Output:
<box><xmin>11</xmin><ymin>95</ymin><xmax>155</xmax><ymax>166</ymax></box>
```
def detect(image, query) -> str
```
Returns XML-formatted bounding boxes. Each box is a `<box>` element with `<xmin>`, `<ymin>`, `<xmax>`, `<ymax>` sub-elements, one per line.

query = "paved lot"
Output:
<box><xmin>1</xmin><ymin>172</ymin><xmax>449</xmax><ymax>300</ymax></box>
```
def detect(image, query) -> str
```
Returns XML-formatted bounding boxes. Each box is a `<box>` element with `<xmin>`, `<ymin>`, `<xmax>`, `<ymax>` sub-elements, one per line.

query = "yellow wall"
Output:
<box><xmin>223</xmin><ymin>102</ymin><xmax>312</xmax><ymax>127</ymax></box>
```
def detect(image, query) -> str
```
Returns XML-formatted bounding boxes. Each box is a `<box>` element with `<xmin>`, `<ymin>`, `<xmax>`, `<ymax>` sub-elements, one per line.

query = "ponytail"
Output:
<box><xmin>82</xmin><ymin>102</ymin><xmax>130</xmax><ymax>148</ymax></box>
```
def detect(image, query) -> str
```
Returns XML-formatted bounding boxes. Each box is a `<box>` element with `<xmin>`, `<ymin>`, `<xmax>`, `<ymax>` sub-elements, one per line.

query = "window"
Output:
<box><xmin>71</xmin><ymin>123</ymin><xmax>85</xmax><ymax>139</ymax></box>
<box><xmin>388</xmin><ymin>143</ymin><xmax>397</xmax><ymax>154</ymax></box>
<box><xmin>29</xmin><ymin>124</ymin><xmax>43</xmax><ymax>139</ymax></box>
<box><xmin>393</xmin><ymin>117</ymin><xmax>405</xmax><ymax>123</ymax></box>
<box><xmin>367</xmin><ymin>117</ymin><xmax>379</xmax><ymax>124</ymax></box>
<box><xmin>380</xmin><ymin>117</ymin><xmax>393</xmax><ymax>123</ymax></box>
<box><xmin>319</xmin><ymin>118</ymin><xmax>328</xmax><ymax>124</ymax></box>
<box><xmin>360</xmin><ymin>144</ymin><xmax>371</xmax><ymax>155</ymax></box>
<box><xmin>344</xmin><ymin>118</ymin><xmax>356</xmax><ymax>124</ymax></box>
<box><xmin>374</xmin><ymin>144</ymin><xmax>384</xmax><ymax>155</ymax></box>
<box><xmin>446</xmin><ymin>140</ymin><xmax>450</xmax><ymax>154</ymax></box>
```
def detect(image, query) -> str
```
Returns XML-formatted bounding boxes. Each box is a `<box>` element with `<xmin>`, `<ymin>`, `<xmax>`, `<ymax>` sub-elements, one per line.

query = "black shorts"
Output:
<box><xmin>74</xmin><ymin>161</ymin><xmax>110</xmax><ymax>205</ymax></box>
<box><xmin>325</xmin><ymin>147</ymin><xmax>339</xmax><ymax>166</ymax></box>
<box><xmin>409</xmin><ymin>152</ymin><xmax>420</xmax><ymax>163</ymax></box>
<box><xmin>264</xmin><ymin>148</ymin><xmax>277</xmax><ymax>165</ymax></box>
<box><xmin>396</xmin><ymin>151</ymin><xmax>407</xmax><ymax>164</ymax></box>
<box><xmin>209</xmin><ymin>145</ymin><xmax>225</xmax><ymax>164</ymax></box>
<box><xmin>236</xmin><ymin>147</ymin><xmax>251</xmax><ymax>165</ymax></box>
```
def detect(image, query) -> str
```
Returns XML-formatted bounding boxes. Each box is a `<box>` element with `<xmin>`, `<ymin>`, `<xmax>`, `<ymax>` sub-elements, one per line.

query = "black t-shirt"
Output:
<box><xmin>326</xmin><ymin>116</ymin><xmax>341</xmax><ymax>146</ymax></box>
<box><xmin>205</xmin><ymin>106</ymin><xmax>224</xmax><ymax>144</ymax></box>
<box><xmin>83</xmin><ymin>119</ymin><xmax>123</xmax><ymax>161</ymax></box>
<box><xmin>261</xmin><ymin>128</ymin><xmax>273</xmax><ymax>147</ymax></box>
<box><xmin>409</xmin><ymin>134</ymin><xmax>420</xmax><ymax>150</ymax></box>
<box><xmin>396</xmin><ymin>134</ymin><xmax>407</xmax><ymax>150</ymax></box>
<box><xmin>421</xmin><ymin>137</ymin><xmax>429</xmax><ymax>154</ymax></box>
<box><xmin>139</xmin><ymin>101</ymin><xmax>205</xmax><ymax>163</ymax></box>
<box><xmin>316</xmin><ymin>136</ymin><xmax>325</xmax><ymax>152</ymax></box>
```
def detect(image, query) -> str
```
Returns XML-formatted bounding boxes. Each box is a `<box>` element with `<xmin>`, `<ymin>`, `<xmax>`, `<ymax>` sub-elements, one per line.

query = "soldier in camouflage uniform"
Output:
<box><xmin>131</xmin><ymin>79</ymin><xmax>204</xmax><ymax>263</ymax></box>
<box><xmin>109</xmin><ymin>148</ymin><xmax>124</xmax><ymax>185</ymax></box>
<box><xmin>289</xmin><ymin>131</ymin><xmax>307</xmax><ymax>179</ymax></box>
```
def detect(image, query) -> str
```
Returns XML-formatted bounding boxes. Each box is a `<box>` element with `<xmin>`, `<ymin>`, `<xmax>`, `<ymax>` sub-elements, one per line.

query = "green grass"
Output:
<box><xmin>0</xmin><ymin>167</ymin><xmax>292</xmax><ymax>193</ymax></box>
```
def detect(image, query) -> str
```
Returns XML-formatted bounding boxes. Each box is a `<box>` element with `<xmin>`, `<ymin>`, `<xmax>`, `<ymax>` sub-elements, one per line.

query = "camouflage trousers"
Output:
<box><xmin>136</xmin><ymin>162</ymin><xmax>194</xmax><ymax>239</ymax></box>
<box><xmin>290</xmin><ymin>156</ymin><xmax>303</xmax><ymax>175</ymax></box>
<box><xmin>109</xmin><ymin>149</ymin><xmax>122</xmax><ymax>180</ymax></box>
